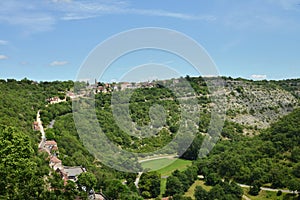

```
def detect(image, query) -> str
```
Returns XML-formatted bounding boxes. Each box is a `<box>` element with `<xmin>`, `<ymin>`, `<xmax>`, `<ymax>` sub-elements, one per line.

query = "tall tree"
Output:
<box><xmin>194</xmin><ymin>186</ymin><xmax>208</xmax><ymax>200</ymax></box>
<box><xmin>165</xmin><ymin>176</ymin><xmax>184</xmax><ymax>196</ymax></box>
<box><xmin>138</xmin><ymin>172</ymin><xmax>160</xmax><ymax>198</ymax></box>
<box><xmin>0</xmin><ymin>126</ymin><xmax>45</xmax><ymax>199</ymax></box>
<box><xmin>77</xmin><ymin>172</ymin><xmax>97</xmax><ymax>194</ymax></box>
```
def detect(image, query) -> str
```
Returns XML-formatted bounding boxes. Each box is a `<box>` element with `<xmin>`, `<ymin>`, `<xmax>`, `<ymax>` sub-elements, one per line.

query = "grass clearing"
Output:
<box><xmin>160</xmin><ymin>178</ymin><xmax>167</xmax><ymax>196</ymax></box>
<box><xmin>141</xmin><ymin>158</ymin><xmax>174</xmax><ymax>172</ymax></box>
<box><xmin>184</xmin><ymin>180</ymin><xmax>212</xmax><ymax>199</ymax></box>
<box><xmin>141</xmin><ymin>158</ymin><xmax>192</xmax><ymax>197</ymax></box>
<box><xmin>157</xmin><ymin>158</ymin><xmax>192</xmax><ymax>176</ymax></box>
<box><xmin>141</xmin><ymin>158</ymin><xmax>192</xmax><ymax>176</ymax></box>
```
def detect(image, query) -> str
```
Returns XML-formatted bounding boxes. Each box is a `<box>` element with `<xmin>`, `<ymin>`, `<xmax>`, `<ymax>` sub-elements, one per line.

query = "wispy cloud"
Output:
<box><xmin>128</xmin><ymin>9</ymin><xmax>216</xmax><ymax>21</ymax></box>
<box><xmin>0</xmin><ymin>55</ymin><xmax>8</xmax><ymax>60</ymax></box>
<box><xmin>50</xmin><ymin>60</ymin><xmax>68</xmax><ymax>66</ymax></box>
<box><xmin>0</xmin><ymin>40</ymin><xmax>8</xmax><ymax>45</ymax></box>
<box><xmin>20</xmin><ymin>61</ymin><xmax>29</xmax><ymax>65</ymax></box>
<box><xmin>251</xmin><ymin>74</ymin><xmax>267</xmax><ymax>79</ymax></box>
<box><xmin>56</xmin><ymin>1</ymin><xmax>214</xmax><ymax>21</ymax></box>
<box><xmin>0</xmin><ymin>0</ymin><xmax>215</xmax><ymax>34</ymax></box>
<box><xmin>0</xmin><ymin>1</ymin><xmax>56</xmax><ymax>34</ymax></box>
<box><xmin>220</xmin><ymin>1</ymin><xmax>300</xmax><ymax>32</ymax></box>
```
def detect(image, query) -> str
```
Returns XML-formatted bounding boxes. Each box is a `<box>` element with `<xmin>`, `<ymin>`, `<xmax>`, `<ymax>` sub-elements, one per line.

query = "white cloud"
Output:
<box><xmin>220</xmin><ymin>1</ymin><xmax>300</xmax><ymax>32</ymax></box>
<box><xmin>251</xmin><ymin>74</ymin><xmax>267</xmax><ymax>79</ymax></box>
<box><xmin>126</xmin><ymin>9</ymin><xmax>216</xmax><ymax>21</ymax></box>
<box><xmin>20</xmin><ymin>61</ymin><xmax>29</xmax><ymax>65</ymax></box>
<box><xmin>0</xmin><ymin>55</ymin><xmax>8</xmax><ymax>60</ymax></box>
<box><xmin>0</xmin><ymin>1</ymin><xmax>56</xmax><ymax>34</ymax></box>
<box><xmin>50</xmin><ymin>60</ymin><xmax>68</xmax><ymax>66</ymax></box>
<box><xmin>60</xmin><ymin>6</ymin><xmax>215</xmax><ymax>21</ymax></box>
<box><xmin>0</xmin><ymin>40</ymin><xmax>8</xmax><ymax>45</ymax></box>
<box><xmin>0</xmin><ymin>0</ymin><xmax>215</xmax><ymax>34</ymax></box>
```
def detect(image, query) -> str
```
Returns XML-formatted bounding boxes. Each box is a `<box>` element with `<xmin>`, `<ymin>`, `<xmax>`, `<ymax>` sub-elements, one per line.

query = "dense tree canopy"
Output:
<box><xmin>0</xmin><ymin>125</ymin><xmax>48</xmax><ymax>199</ymax></box>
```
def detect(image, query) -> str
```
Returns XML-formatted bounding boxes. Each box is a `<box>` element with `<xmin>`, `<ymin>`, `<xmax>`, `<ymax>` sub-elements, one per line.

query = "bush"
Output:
<box><xmin>249</xmin><ymin>184</ymin><xmax>260</xmax><ymax>196</ymax></box>
<box><xmin>277</xmin><ymin>190</ymin><xmax>282</xmax><ymax>196</ymax></box>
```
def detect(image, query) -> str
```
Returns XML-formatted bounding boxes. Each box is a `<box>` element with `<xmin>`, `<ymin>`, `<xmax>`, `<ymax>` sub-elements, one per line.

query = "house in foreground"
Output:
<box><xmin>57</xmin><ymin>166</ymin><xmax>86</xmax><ymax>183</ymax></box>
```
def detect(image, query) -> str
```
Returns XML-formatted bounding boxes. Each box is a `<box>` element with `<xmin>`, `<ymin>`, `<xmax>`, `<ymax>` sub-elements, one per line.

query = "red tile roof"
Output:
<box><xmin>52</xmin><ymin>146</ymin><xmax>58</xmax><ymax>151</ymax></box>
<box><xmin>45</xmin><ymin>140</ymin><xmax>57</xmax><ymax>145</ymax></box>
<box><xmin>50</xmin><ymin>156</ymin><xmax>61</xmax><ymax>163</ymax></box>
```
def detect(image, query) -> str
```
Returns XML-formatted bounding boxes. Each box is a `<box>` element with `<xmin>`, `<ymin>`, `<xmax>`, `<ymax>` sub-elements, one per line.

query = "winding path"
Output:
<box><xmin>242</xmin><ymin>195</ymin><xmax>251</xmax><ymax>200</ymax></box>
<box><xmin>138</xmin><ymin>154</ymin><xmax>177</xmax><ymax>163</ymax></box>
<box><xmin>37</xmin><ymin>110</ymin><xmax>46</xmax><ymax>149</ymax></box>
<box><xmin>134</xmin><ymin>172</ymin><xmax>143</xmax><ymax>188</ymax></box>
<box><xmin>238</xmin><ymin>183</ymin><xmax>298</xmax><ymax>194</ymax></box>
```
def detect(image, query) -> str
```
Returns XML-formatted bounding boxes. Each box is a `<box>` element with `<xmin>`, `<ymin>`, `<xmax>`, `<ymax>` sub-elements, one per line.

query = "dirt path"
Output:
<box><xmin>37</xmin><ymin>110</ymin><xmax>46</xmax><ymax>149</ymax></box>
<box><xmin>238</xmin><ymin>183</ymin><xmax>298</xmax><ymax>194</ymax></box>
<box><xmin>134</xmin><ymin>172</ymin><xmax>143</xmax><ymax>188</ymax></box>
<box><xmin>242</xmin><ymin>195</ymin><xmax>251</xmax><ymax>200</ymax></box>
<box><xmin>138</xmin><ymin>154</ymin><xmax>177</xmax><ymax>163</ymax></box>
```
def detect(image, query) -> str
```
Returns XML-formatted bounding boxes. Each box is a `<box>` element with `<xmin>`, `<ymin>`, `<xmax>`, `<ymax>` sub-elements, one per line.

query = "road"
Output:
<box><xmin>134</xmin><ymin>172</ymin><xmax>143</xmax><ymax>188</ymax></box>
<box><xmin>138</xmin><ymin>154</ymin><xmax>177</xmax><ymax>163</ymax></box>
<box><xmin>238</xmin><ymin>183</ymin><xmax>298</xmax><ymax>194</ymax></box>
<box><xmin>37</xmin><ymin>110</ymin><xmax>46</xmax><ymax>149</ymax></box>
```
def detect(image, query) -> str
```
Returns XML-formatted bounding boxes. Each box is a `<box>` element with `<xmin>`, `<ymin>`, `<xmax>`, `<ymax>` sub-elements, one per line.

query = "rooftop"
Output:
<box><xmin>64</xmin><ymin>166</ymin><xmax>86</xmax><ymax>177</ymax></box>
<box><xmin>50</xmin><ymin>156</ymin><xmax>61</xmax><ymax>163</ymax></box>
<box><xmin>45</xmin><ymin>140</ymin><xmax>57</xmax><ymax>146</ymax></box>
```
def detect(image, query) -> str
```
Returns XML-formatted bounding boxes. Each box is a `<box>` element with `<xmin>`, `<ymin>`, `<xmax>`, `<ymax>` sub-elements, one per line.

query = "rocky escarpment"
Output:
<box><xmin>223</xmin><ymin>79</ymin><xmax>298</xmax><ymax>129</ymax></box>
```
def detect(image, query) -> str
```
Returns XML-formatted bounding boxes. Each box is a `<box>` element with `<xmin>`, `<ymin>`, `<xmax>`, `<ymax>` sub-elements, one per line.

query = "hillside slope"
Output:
<box><xmin>222</xmin><ymin>78</ymin><xmax>298</xmax><ymax>129</ymax></box>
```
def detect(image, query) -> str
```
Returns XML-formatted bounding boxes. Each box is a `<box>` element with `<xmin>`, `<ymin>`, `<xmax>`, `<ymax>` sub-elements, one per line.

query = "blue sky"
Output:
<box><xmin>0</xmin><ymin>0</ymin><xmax>300</xmax><ymax>82</ymax></box>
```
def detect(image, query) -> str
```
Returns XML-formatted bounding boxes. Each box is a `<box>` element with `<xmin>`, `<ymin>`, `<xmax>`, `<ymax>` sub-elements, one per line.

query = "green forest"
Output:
<box><xmin>0</xmin><ymin>77</ymin><xmax>299</xmax><ymax>199</ymax></box>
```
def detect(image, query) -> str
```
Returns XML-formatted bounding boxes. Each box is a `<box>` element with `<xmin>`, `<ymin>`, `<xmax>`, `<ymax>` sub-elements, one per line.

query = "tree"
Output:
<box><xmin>292</xmin><ymin>163</ymin><xmax>300</xmax><ymax>178</ymax></box>
<box><xmin>0</xmin><ymin>126</ymin><xmax>46</xmax><ymax>199</ymax></box>
<box><xmin>48</xmin><ymin>171</ymin><xmax>65</xmax><ymax>197</ymax></box>
<box><xmin>184</xmin><ymin>165</ymin><xmax>198</xmax><ymax>185</ymax></box>
<box><xmin>171</xmin><ymin>194</ymin><xmax>193</xmax><ymax>200</ymax></box>
<box><xmin>194</xmin><ymin>186</ymin><xmax>208</xmax><ymax>200</ymax></box>
<box><xmin>64</xmin><ymin>180</ymin><xmax>78</xmax><ymax>200</ymax></box>
<box><xmin>208</xmin><ymin>184</ymin><xmax>225</xmax><ymax>200</ymax></box>
<box><xmin>172</xmin><ymin>170</ymin><xmax>190</xmax><ymax>191</ymax></box>
<box><xmin>291</xmin><ymin>147</ymin><xmax>300</xmax><ymax>162</ymax></box>
<box><xmin>138</xmin><ymin>172</ymin><xmax>160</xmax><ymax>198</ymax></box>
<box><xmin>269</xmin><ymin>166</ymin><xmax>288</xmax><ymax>188</ymax></box>
<box><xmin>287</xmin><ymin>178</ymin><xmax>300</xmax><ymax>194</ymax></box>
<box><xmin>104</xmin><ymin>179</ymin><xmax>130</xmax><ymax>200</ymax></box>
<box><xmin>219</xmin><ymin>181</ymin><xmax>243</xmax><ymax>199</ymax></box>
<box><xmin>228</xmin><ymin>182</ymin><xmax>243</xmax><ymax>199</ymax></box>
<box><xmin>120</xmin><ymin>193</ymin><xmax>143</xmax><ymax>200</ymax></box>
<box><xmin>205</xmin><ymin>173</ymin><xmax>220</xmax><ymax>186</ymax></box>
<box><xmin>180</xmin><ymin>135</ymin><xmax>204</xmax><ymax>160</ymax></box>
<box><xmin>165</xmin><ymin>176</ymin><xmax>184</xmax><ymax>196</ymax></box>
<box><xmin>46</xmin><ymin>128</ymin><xmax>56</xmax><ymax>140</ymax></box>
<box><xmin>276</xmin><ymin>190</ymin><xmax>282</xmax><ymax>196</ymax></box>
<box><xmin>249</xmin><ymin>181</ymin><xmax>261</xmax><ymax>196</ymax></box>
<box><xmin>77</xmin><ymin>172</ymin><xmax>97</xmax><ymax>194</ymax></box>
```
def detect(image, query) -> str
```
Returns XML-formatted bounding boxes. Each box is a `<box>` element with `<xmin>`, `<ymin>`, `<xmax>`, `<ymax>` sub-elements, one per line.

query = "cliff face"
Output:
<box><xmin>220</xmin><ymin>79</ymin><xmax>299</xmax><ymax>129</ymax></box>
